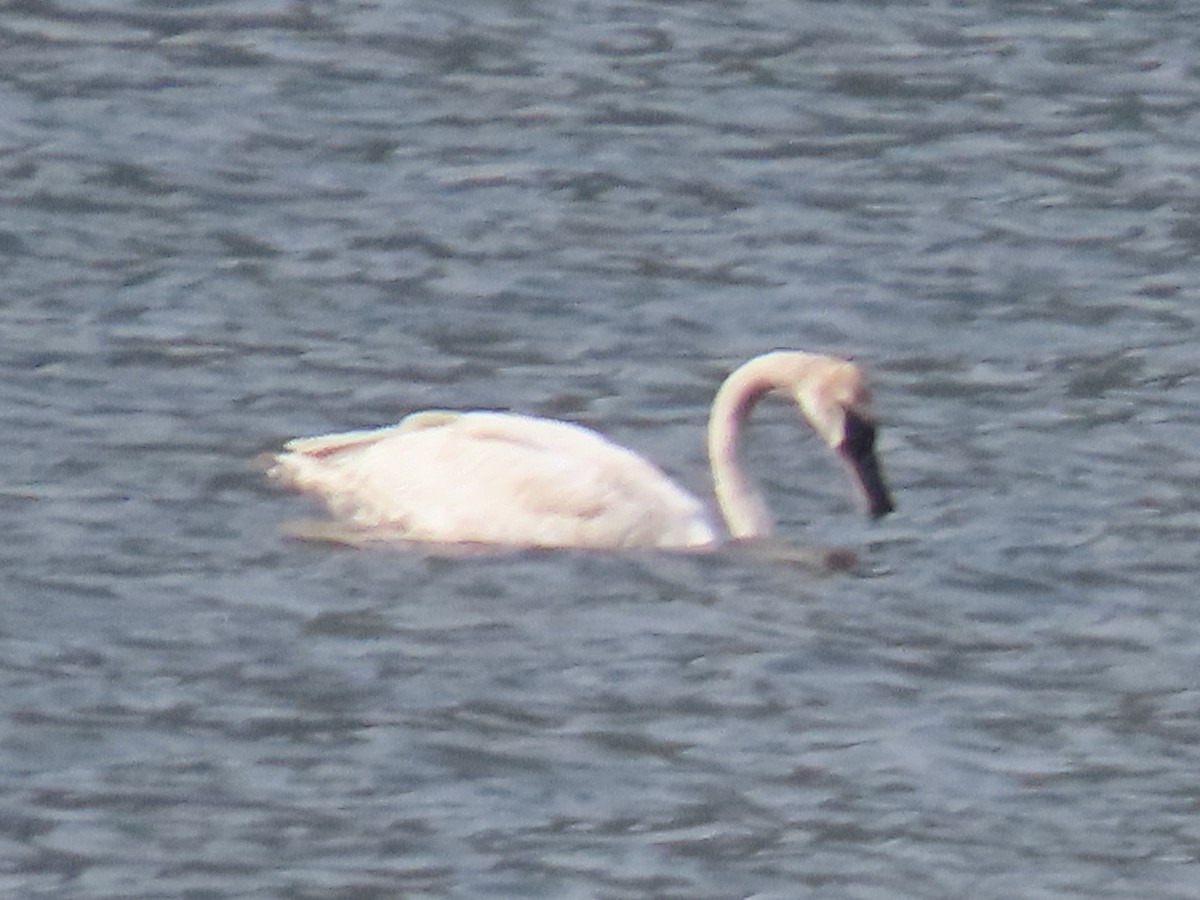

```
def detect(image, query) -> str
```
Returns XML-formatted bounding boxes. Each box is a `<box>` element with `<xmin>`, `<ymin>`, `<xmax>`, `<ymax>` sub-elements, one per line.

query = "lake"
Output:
<box><xmin>2</xmin><ymin>1</ymin><xmax>1199</xmax><ymax>897</ymax></box>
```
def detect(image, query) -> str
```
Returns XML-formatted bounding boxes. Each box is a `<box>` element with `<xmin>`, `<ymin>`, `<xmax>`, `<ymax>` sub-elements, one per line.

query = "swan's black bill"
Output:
<box><xmin>837</xmin><ymin>411</ymin><xmax>895</xmax><ymax>519</ymax></box>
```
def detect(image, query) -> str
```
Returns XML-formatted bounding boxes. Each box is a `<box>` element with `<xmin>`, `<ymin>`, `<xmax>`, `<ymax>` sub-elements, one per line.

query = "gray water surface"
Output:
<box><xmin>3</xmin><ymin>1</ymin><xmax>1200</xmax><ymax>897</ymax></box>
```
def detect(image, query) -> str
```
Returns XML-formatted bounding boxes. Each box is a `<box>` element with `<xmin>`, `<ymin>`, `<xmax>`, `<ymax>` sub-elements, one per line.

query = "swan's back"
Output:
<box><xmin>268</xmin><ymin>411</ymin><xmax>717</xmax><ymax>549</ymax></box>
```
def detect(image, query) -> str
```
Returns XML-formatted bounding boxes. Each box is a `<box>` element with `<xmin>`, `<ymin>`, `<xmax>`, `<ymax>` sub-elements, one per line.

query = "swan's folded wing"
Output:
<box><xmin>271</xmin><ymin>411</ymin><xmax>716</xmax><ymax>548</ymax></box>
<box><xmin>280</xmin><ymin>410</ymin><xmax>463</xmax><ymax>457</ymax></box>
<box><xmin>449</xmin><ymin>414</ymin><xmax>715</xmax><ymax>543</ymax></box>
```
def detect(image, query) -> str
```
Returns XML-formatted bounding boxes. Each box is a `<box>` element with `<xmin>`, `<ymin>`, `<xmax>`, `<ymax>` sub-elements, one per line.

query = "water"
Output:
<box><xmin>3</xmin><ymin>0</ymin><xmax>1200</xmax><ymax>896</ymax></box>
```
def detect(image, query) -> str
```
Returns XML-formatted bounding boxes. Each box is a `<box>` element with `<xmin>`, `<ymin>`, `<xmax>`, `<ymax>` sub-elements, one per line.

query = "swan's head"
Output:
<box><xmin>793</xmin><ymin>358</ymin><xmax>895</xmax><ymax>519</ymax></box>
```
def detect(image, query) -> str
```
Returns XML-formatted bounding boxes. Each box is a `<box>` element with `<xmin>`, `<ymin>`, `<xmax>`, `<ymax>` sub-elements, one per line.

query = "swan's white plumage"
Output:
<box><xmin>269</xmin><ymin>410</ymin><xmax>718</xmax><ymax>549</ymax></box>
<box><xmin>267</xmin><ymin>351</ymin><xmax>893</xmax><ymax>550</ymax></box>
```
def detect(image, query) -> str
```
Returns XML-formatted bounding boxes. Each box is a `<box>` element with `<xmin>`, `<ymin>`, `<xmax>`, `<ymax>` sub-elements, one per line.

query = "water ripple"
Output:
<box><xmin>3</xmin><ymin>1</ymin><xmax>1200</xmax><ymax>897</ymax></box>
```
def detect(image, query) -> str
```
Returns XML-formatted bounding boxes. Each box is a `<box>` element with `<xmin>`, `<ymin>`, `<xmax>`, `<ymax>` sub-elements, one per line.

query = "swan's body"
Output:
<box><xmin>267</xmin><ymin>351</ymin><xmax>894</xmax><ymax>550</ymax></box>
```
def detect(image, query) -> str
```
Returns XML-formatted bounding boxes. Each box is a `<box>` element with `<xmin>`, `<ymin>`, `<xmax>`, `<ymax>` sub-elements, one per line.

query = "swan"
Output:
<box><xmin>266</xmin><ymin>350</ymin><xmax>894</xmax><ymax>550</ymax></box>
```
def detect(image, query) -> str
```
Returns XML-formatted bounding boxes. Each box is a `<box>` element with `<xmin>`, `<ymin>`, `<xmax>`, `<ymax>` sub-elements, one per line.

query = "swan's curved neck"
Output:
<box><xmin>706</xmin><ymin>352</ymin><xmax>819</xmax><ymax>540</ymax></box>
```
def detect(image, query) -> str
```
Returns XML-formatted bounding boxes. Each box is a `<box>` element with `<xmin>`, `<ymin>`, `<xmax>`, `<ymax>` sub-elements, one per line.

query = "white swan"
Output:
<box><xmin>267</xmin><ymin>350</ymin><xmax>894</xmax><ymax>549</ymax></box>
